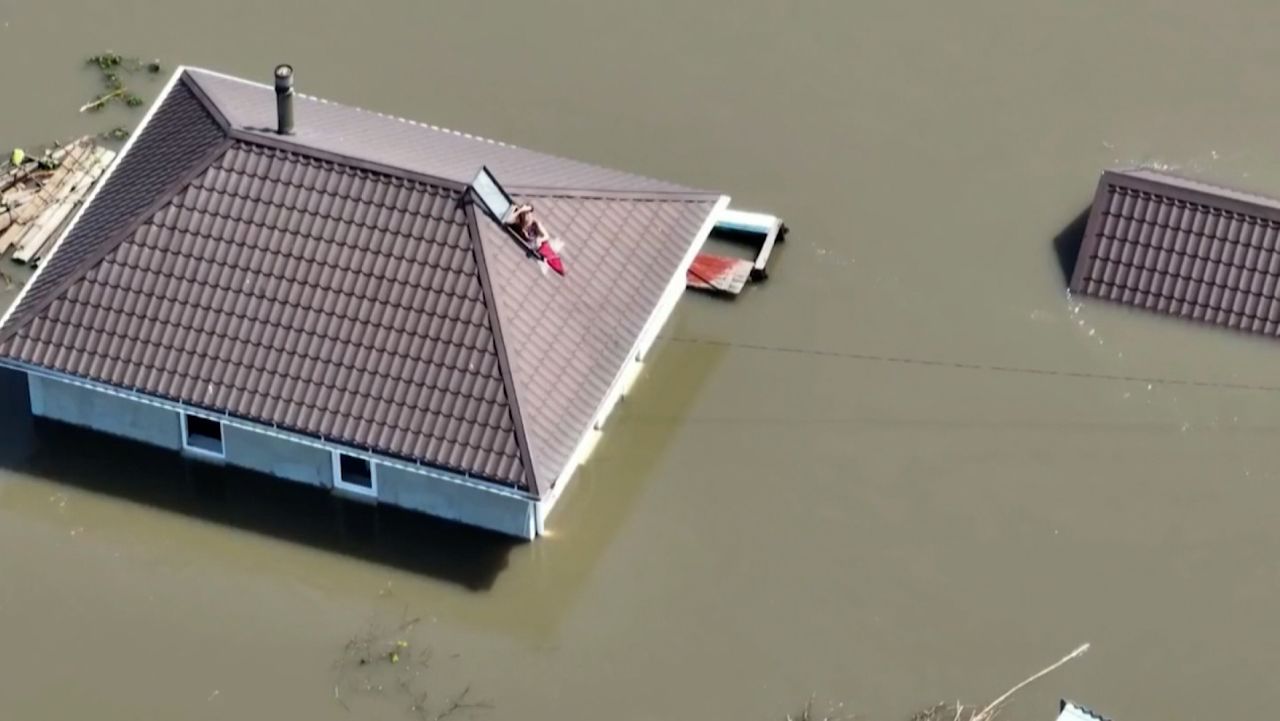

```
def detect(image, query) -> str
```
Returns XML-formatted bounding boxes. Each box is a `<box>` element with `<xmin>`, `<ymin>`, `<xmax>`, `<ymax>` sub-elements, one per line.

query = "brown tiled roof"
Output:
<box><xmin>475</xmin><ymin>194</ymin><xmax>714</xmax><ymax>484</ymax></box>
<box><xmin>1070</xmin><ymin>168</ymin><xmax>1280</xmax><ymax>336</ymax></box>
<box><xmin>0</xmin><ymin>68</ymin><xmax>723</xmax><ymax>495</ymax></box>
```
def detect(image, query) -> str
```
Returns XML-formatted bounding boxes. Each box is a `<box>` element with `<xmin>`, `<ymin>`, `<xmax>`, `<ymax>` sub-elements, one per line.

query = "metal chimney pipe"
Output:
<box><xmin>274</xmin><ymin>64</ymin><xmax>294</xmax><ymax>135</ymax></box>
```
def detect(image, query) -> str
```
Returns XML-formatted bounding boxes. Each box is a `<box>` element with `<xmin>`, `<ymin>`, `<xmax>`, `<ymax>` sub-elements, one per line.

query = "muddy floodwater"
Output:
<box><xmin>5</xmin><ymin>1</ymin><xmax>1280</xmax><ymax>719</ymax></box>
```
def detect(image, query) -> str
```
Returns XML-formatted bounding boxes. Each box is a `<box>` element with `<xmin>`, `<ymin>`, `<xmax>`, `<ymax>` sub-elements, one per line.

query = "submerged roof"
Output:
<box><xmin>1070</xmin><ymin>168</ymin><xmax>1280</xmax><ymax>336</ymax></box>
<box><xmin>0</xmin><ymin>67</ymin><xmax>724</xmax><ymax>496</ymax></box>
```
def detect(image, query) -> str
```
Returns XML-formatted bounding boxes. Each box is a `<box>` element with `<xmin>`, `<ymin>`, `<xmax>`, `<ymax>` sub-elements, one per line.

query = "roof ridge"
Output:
<box><xmin>463</xmin><ymin>201</ymin><xmax>543</xmax><ymax>496</ymax></box>
<box><xmin>182</xmin><ymin>66</ymin><xmax>705</xmax><ymax>195</ymax></box>
<box><xmin>185</xmin><ymin>66</ymin><xmax>519</xmax><ymax>150</ymax></box>
<box><xmin>1110</xmin><ymin>166</ymin><xmax>1280</xmax><ymax>213</ymax></box>
<box><xmin>184</xmin><ymin>70</ymin><xmax>471</xmax><ymax>193</ymax></box>
<box><xmin>509</xmin><ymin>186</ymin><xmax>724</xmax><ymax>202</ymax></box>
<box><xmin>1102</xmin><ymin>168</ymin><xmax>1280</xmax><ymax>235</ymax></box>
<box><xmin>226</xmin><ymin>127</ymin><xmax>469</xmax><ymax>192</ymax></box>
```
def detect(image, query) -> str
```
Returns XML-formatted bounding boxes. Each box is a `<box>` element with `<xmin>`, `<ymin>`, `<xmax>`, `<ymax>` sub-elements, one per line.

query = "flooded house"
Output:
<box><xmin>0</xmin><ymin>65</ymin><xmax>757</xmax><ymax>539</ymax></box>
<box><xmin>1070</xmin><ymin>168</ymin><xmax>1280</xmax><ymax>335</ymax></box>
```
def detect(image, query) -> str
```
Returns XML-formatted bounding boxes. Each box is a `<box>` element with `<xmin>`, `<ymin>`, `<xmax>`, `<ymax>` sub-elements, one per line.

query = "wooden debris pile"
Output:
<box><xmin>1</xmin><ymin>137</ymin><xmax>115</xmax><ymax>267</ymax></box>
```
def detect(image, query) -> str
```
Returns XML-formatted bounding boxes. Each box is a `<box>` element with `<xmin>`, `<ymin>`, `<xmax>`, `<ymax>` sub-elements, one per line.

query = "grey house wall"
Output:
<box><xmin>377</xmin><ymin>463</ymin><xmax>536</xmax><ymax>539</ymax></box>
<box><xmin>223</xmin><ymin>423</ymin><xmax>332</xmax><ymax>489</ymax></box>
<box><xmin>28</xmin><ymin>372</ymin><xmax>182</xmax><ymax>450</ymax></box>
<box><xmin>23</xmin><ymin>372</ymin><xmax>539</xmax><ymax>539</ymax></box>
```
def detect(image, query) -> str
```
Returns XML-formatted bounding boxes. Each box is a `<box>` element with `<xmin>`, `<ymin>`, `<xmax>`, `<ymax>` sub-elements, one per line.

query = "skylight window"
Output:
<box><xmin>470</xmin><ymin>166</ymin><xmax>513</xmax><ymax>222</ymax></box>
<box><xmin>470</xmin><ymin>166</ymin><xmax>568</xmax><ymax>276</ymax></box>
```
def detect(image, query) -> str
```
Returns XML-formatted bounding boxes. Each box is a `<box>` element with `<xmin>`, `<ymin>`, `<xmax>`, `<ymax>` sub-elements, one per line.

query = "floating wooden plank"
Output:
<box><xmin>0</xmin><ymin>217</ymin><xmax>25</xmax><ymax>256</ymax></box>
<box><xmin>687</xmin><ymin>253</ymin><xmax>752</xmax><ymax>295</ymax></box>
<box><xmin>14</xmin><ymin>146</ymin><xmax>114</xmax><ymax>265</ymax></box>
<box><xmin>10</xmin><ymin>144</ymin><xmax>89</xmax><ymax>226</ymax></box>
<box><xmin>4</xmin><ymin>188</ymin><xmax>39</xmax><ymax>208</ymax></box>
<box><xmin>38</xmin><ymin>146</ymin><xmax>114</xmax><ymax>259</ymax></box>
<box><xmin>0</xmin><ymin>142</ymin><xmax>74</xmax><ymax>195</ymax></box>
<box><xmin>0</xmin><ymin>137</ymin><xmax>104</xmax><ymax>259</ymax></box>
<box><xmin>26</xmin><ymin>158</ymin><xmax>113</xmax><ymax>265</ymax></box>
<box><xmin>10</xmin><ymin>163</ymin><xmax>97</xmax><ymax>262</ymax></box>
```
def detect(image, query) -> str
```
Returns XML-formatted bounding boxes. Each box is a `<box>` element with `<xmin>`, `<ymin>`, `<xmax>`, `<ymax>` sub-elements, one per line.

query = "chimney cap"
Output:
<box><xmin>274</xmin><ymin>65</ymin><xmax>295</xmax><ymax>135</ymax></box>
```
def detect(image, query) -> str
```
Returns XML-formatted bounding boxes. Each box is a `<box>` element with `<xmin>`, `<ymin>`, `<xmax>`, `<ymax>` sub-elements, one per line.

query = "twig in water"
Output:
<box><xmin>410</xmin><ymin>690</ymin><xmax>432</xmax><ymax>720</ymax></box>
<box><xmin>971</xmin><ymin>643</ymin><xmax>1090</xmax><ymax>721</ymax></box>
<box><xmin>80</xmin><ymin>89</ymin><xmax>125</xmax><ymax>113</ymax></box>
<box><xmin>786</xmin><ymin>696</ymin><xmax>853</xmax><ymax>721</ymax></box>
<box><xmin>398</xmin><ymin>606</ymin><xmax>421</xmax><ymax>632</ymax></box>
<box><xmin>435</xmin><ymin>685</ymin><xmax>491</xmax><ymax>721</ymax></box>
<box><xmin>789</xmin><ymin>697</ymin><xmax>816</xmax><ymax>721</ymax></box>
<box><xmin>411</xmin><ymin>646</ymin><xmax>434</xmax><ymax>671</ymax></box>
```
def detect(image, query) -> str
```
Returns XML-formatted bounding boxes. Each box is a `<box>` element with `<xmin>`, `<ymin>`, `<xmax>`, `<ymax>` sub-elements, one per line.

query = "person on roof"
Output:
<box><xmin>507</xmin><ymin>203</ymin><xmax>550</xmax><ymax>247</ymax></box>
<box><xmin>505</xmin><ymin>203</ymin><xmax>566</xmax><ymax>276</ymax></box>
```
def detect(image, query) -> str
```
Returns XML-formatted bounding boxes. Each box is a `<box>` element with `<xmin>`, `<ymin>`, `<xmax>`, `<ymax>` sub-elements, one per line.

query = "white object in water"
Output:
<box><xmin>1056</xmin><ymin>700</ymin><xmax>1110</xmax><ymax>721</ymax></box>
<box><xmin>715</xmin><ymin>208</ymin><xmax>778</xmax><ymax>234</ymax></box>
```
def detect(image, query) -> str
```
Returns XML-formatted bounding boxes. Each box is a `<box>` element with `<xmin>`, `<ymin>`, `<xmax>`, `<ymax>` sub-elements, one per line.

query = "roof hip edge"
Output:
<box><xmin>221</xmin><ymin>127</ymin><xmax>470</xmax><ymax>192</ymax></box>
<box><xmin>463</xmin><ymin>200</ymin><xmax>543</xmax><ymax>497</ymax></box>
<box><xmin>179</xmin><ymin>69</ymin><xmax>232</xmax><ymax>132</ymax></box>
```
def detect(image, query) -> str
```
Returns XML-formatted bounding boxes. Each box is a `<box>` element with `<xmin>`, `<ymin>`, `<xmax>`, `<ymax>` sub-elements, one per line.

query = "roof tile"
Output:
<box><xmin>1072</xmin><ymin>168</ymin><xmax>1280</xmax><ymax>340</ymax></box>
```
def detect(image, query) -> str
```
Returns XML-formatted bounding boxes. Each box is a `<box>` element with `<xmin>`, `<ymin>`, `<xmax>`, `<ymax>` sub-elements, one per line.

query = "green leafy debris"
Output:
<box><xmin>80</xmin><ymin>51</ymin><xmax>162</xmax><ymax>115</ymax></box>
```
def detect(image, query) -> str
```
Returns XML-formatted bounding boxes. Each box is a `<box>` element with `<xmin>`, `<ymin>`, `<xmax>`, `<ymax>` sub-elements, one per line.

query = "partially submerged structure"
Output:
<box><xmin>1071</xmin><ymin>168</ymin><xmax>1280</xmax><ymax>335</ymax></box>
<box><xmin>0</xmin><ymin>65</ymin><xmax>772</xmax><ymax>538</ymax></box>
<box><xmin>1056</xmin><ymin>700</ymin><xmax>1110</xmax><ymax>721</ymax></box>
<box><xmin>686</xmin><ymin>209</ymin><xmax>785</xmax><ymax>296</ymax></box>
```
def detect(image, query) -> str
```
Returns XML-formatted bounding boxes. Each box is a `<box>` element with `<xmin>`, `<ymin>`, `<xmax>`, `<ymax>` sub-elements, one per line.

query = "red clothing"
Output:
<box><xmin>538</xmin><ymin>241</ymin><xmax>565</xmax><ymax>276</ymax></box>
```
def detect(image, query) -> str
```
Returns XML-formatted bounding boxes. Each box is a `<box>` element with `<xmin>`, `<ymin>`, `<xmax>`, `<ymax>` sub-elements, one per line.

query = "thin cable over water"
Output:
<box><xmin>662</xmin><ymin>336</ymin><xmax>1280</xmax><ymax>393</ymax></box>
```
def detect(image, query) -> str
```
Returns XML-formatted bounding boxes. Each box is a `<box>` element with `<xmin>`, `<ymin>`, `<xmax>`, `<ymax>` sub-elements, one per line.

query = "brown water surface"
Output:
<box><xmin>2</xmin><ymin>1</ymin><xmax>1280</xmax><ymax>719</ymax></box>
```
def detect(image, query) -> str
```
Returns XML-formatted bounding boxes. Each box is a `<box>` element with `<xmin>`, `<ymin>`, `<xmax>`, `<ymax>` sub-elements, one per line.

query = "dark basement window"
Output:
<box><xmin>336</xmin><ymin>453</ymin><xmax>374</xmax><ymax>490</ymax></box>
<box><xmin>184</xmin><ymin>414</ymin><xmax>224</xmax><ymax>456</ymax></box>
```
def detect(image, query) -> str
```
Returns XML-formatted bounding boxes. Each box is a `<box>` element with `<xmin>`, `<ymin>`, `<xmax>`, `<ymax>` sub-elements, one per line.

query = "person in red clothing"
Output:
<box><xmin>506</xmin><ymin>204</ymin><xmax>566</xmax><ymax>275</ymax></box>
<box><xmin>506</xmin><ymin>204</ymin><xmax>547</xmax><ymax>242</ymax></box>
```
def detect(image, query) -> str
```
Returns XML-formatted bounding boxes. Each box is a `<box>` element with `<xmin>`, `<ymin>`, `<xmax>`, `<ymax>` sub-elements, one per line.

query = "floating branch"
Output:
<box><xmin>334</xmin><ymin>610</ymin><xmax>491</xmax><ymax>720</ymax></box>
<box><xmin>86</xmin><ymin>52</ymin><xmax>161</xmax><ymax>74</ymax></box>
<box><xmin>810</xmin><ymin>642</ymin><xmax>1092</xmax><ymax>721</ymax></box>
<box><xmin>79</xmin><ymin>51</ymin><xmax>162</xmax><ymax>114</ymax></box>
<box><xmin>970</xmin><ymin>643</ymin><xmax>1090</xmax><ymax>721</ymax></box>
<box><xmin>80</xmin><ymin>89</ymin><xmax>126</xmax><ymax>113</ymax></box>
